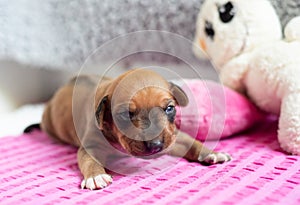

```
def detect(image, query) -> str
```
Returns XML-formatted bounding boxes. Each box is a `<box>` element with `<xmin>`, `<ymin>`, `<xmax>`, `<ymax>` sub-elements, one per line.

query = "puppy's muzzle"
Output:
<box><xmin>144</xmin><ymin>139</ymin><xmax>164</xmax><ymax>155</ymax></box>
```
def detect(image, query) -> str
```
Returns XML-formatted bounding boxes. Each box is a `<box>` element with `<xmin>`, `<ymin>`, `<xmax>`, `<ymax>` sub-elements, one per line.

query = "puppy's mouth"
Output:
<box><xmin>130</xmin><ymin>149</ymin><xmax>166</xmax><ymax>159</ymax></box>
<box><xmin>115</xmin><ymin>118</ymin><xmax>177</xmax><ymax>158</ymax></box>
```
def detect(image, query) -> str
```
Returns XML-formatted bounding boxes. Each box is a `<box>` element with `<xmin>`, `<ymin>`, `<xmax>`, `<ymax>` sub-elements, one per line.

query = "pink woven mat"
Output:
<box><xmin>1</xmin><ymin>120</ymin><xmax>300</xmax><ymax>205</ymax></box>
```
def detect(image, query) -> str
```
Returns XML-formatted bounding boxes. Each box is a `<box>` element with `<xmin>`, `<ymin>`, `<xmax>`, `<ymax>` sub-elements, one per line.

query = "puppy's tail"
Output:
<box><xmin>23</xmin><ymin>123</ymin><xmax>41</xmax><ymax>133</ymax></box>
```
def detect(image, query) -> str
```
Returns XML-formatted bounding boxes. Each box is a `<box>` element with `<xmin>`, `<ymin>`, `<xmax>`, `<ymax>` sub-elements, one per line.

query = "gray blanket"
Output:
<box><xmin>0</xmin><ymin>0</ymin><xmax>299</xmax><ymax>70</ymax></box>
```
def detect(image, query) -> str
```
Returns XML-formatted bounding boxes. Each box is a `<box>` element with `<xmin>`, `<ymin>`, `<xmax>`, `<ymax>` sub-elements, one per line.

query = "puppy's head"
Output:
<box><xmin>95</xmin><ymin>69</ymin><xmax>188</xmax><ymax>157</ymax></box>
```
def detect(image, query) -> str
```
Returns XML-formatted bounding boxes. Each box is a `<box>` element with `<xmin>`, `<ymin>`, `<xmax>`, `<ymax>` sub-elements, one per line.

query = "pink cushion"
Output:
<box><xmin>175</xmin><ymin>80</ymin><xmax>266</xmax><ymax>141</ymax></box>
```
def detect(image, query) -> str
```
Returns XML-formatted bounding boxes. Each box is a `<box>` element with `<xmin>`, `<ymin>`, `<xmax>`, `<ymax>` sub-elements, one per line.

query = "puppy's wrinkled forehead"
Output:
<box><xmin>111</xmin><ymin>70</ymin><xmax>172</xmax><ymax>110</ymax></box>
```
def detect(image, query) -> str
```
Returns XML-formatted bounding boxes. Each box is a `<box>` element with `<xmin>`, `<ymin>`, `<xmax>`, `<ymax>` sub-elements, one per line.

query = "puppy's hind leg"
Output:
<box><xmin>169</xmin><ymin>131</ymin><xmax>231</xmax><ymax>165</ymax></box>
<box><xmin>78</xmin><ymin>146</ymin><xmax>113</xmax><ymax>190</ymax></box>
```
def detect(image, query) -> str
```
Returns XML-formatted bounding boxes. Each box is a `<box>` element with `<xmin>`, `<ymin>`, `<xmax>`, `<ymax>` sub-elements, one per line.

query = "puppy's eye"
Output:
<box><xmin>218</xmin><ymin>2</ymin><xmax>235</xmax><ymax>23</ymax></box>
<box><xmin>165</xmin><ymin>105</ymin><xmax>175</xmax><ymax>115</ymax></box>
<box><xmin>165</xmin><ymin>105</ymin><xmax>176</xmax><ymax>122</ymax></box>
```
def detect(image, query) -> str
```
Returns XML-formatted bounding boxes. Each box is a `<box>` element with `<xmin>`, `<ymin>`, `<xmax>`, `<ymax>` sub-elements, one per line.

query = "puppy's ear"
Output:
<box><xmin>169</xmin><ymin>82</ymin><xmax>189</xmax><ymax>106</ymax></box>
<box><xmin>95</xmin><ymin>95</ymin><xmax>109</xmax><ymax>129</ymax></box>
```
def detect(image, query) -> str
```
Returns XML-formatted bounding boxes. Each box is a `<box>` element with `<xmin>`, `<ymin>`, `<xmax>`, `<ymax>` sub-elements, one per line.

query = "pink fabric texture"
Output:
<box><xmin>176</xmin><ymin>80</ymin><xmax>266</xmax><ymax>141</ymax></box>
<box><xmin>1</xmin><ymin>119</ymin><xmax>300</xmax><ymax>205</ymax></box>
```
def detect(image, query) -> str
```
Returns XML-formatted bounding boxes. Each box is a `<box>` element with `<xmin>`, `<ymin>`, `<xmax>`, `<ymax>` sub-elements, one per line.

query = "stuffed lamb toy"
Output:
<box><xmin>193</xmin><ymin>0</ymin><xmax>300</xmax><ymax>155</ymax></box>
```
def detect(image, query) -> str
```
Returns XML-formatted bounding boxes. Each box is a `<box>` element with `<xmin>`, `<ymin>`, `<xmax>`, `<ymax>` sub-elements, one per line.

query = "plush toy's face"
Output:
<box><xmin>193</xmin><ymin>0</ymin><xmax>282</xmax><ymax>69</ymax></box>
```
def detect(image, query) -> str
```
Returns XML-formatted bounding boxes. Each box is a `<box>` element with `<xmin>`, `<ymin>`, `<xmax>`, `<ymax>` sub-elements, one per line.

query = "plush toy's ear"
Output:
<box><xmin>95</xmin><ymin>95</ymin><xmax>109</xmax><ymax>129</ymax></box>
<box><xmin>169</xmin><ymin>82</ymin><xmax>189</xmax><ymax>106</ymax></box>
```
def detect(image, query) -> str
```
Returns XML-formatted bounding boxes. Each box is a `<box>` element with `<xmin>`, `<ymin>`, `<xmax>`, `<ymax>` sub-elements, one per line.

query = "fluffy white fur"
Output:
<box><xmin>194</xmin><ymin>0</ymin><xmax>300</xmax><ymax>155</ymax></box>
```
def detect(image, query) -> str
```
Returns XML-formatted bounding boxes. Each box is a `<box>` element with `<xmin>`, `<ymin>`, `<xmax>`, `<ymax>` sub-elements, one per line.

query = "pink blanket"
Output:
<box><xmin>1</xmin><ymin>120</ymin><xmax>299</xmax><ymax>205</ymax></box>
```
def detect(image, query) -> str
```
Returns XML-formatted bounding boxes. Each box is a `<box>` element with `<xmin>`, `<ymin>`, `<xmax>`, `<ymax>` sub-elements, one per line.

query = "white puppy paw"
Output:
<box><xmin>81</xmin><ymin>174</ymin><xmax>113</xmax><ymax>190</ymax></box>
<box><xmin>198</xmin><ymin>152</ymin><xmax>231</xmax><ymax>165</ymax></box>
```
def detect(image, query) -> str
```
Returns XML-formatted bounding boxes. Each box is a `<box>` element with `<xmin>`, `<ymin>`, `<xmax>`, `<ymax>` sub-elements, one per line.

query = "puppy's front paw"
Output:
<box><xmin>81</xmin><ymin>174</ymin><xmax>113</xmax><ymax>190</ymax></box>
<box><xmin>198</xmin><ymin>152</ymin><xmax>231</xmax><ymax>165</ymax></box>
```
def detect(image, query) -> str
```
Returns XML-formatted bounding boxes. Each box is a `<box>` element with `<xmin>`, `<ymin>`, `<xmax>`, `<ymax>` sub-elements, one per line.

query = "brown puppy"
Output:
<box><xmin>41</xmin><ymin>69</ymin><xmax>231</xmax><ymax>190</ymax></box>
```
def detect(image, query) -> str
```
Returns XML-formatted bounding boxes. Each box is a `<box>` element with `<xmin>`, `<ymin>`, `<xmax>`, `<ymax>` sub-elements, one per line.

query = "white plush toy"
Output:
<box><xmin>193</xmin><ymin>0</ymin><xmax>300</xmax><ymax>155</ymax></box>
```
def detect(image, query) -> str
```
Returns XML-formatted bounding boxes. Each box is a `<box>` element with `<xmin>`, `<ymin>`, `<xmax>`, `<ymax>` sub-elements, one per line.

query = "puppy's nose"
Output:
<box><xmin>144</xmin><ymin>139</ymin><xmax>164</xmax><ymax>154</ymax></box>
